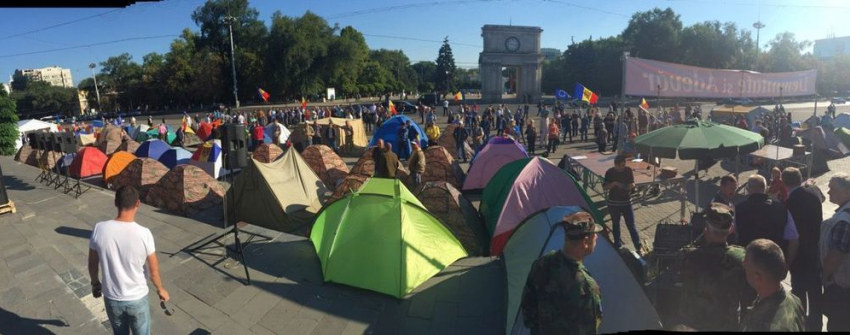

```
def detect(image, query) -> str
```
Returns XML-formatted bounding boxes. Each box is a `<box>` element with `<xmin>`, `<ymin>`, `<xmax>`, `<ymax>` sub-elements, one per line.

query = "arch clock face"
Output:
<box><xmin>505</xmin><ymin>36</ymin><xmax>520</xmax><ymax>52</ymax></box>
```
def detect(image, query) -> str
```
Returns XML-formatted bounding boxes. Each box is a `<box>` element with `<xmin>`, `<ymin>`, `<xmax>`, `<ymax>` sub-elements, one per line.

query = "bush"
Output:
<box><xmin>0</xmin><ymin>90</ymin><xmax>20</xmax><ymax>156</ymax></box>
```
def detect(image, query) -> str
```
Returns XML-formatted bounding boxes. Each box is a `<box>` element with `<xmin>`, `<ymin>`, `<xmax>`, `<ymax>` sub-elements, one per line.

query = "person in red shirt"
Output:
<box><xmin>251</xmin><ymin>121</ymin><xmax>264</xmax><ymax>151</ymax></box>
<box><xmin>768</xmin><ymin>166</ymin><xmax>789</xmax><ymax>203</ymax></box>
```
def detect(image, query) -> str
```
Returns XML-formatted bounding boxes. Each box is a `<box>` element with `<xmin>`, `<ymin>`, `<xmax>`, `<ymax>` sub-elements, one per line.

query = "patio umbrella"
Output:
<box><xmin>634</xmin><ymin>119</ymin><xmax>764</xmax><ymax>212</ymax></box>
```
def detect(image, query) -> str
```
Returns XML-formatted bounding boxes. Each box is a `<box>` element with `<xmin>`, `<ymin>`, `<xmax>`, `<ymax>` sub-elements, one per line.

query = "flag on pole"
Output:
<box><xmin>301</xmin><ymin>97</ymin><xmax>307</xmax><ymax>109</ymax></box>
<box><xmin>454</xmin><ymin>91</ymin><xmax>463</xmax><ymax>102</ymax></box>
<box><xmin>573</xmin><ymin>83</ymin><xmax>599</xmax><ymax>105</ymax></box>
<box><xmin>258</xmin><ymin>88</ymin><xmax>270</xmax><ymax>102</ymax></box>
<box><xmin>640</xmin><ymin>98</ymin><xmax>650</xmax><ymax>109</ymax></box>
<box><xmin>389</xmin><ymin>100</ymin><xmax>397</xmax><ymax>115</ymax></box>
<box><xmin>555</xmin><ymin>88</ymin><xmax>571</xmax><ymax>100</ymax></box>
<box><xmin>181</xmin><ymin>115</ymin><xmax>187</xmax><ymax>131</ymax></box>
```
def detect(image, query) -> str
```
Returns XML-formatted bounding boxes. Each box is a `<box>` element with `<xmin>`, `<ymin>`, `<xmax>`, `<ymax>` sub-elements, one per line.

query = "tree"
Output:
<box><xmin>435</xmin><ymin>37</ymin><xmax>457</xmax><ymax>94</ymax></box>
<box><xmin>0</xmin><ymin>87</ymin><xmax>20</xmax><ymax>155</ymax></box>
<box><xmin>265</xmin><ymin>11</ymin><xmax>333</xmax><ymax>99</ymax></box>
<box><xmin>759</xmin><ymin>32</ymin><xmax>814</xmax><ymax>73</ymax></box>
<box><xmin>99</xmin><ymin>53</ymin><xmax>143</xmax><ymax>111</ymax></box>
<box><xmin>679</xmin><ymin>21</ymin><xmax>753</xmax><ymax>69</ymax></box>
<box><xmin>622</xmin><ymin>8</ymin><xmax>683</xmax><ymax>62</ymax></box>
<box><xmin>325</xmin><ymin>26</ymin><xmax>370</xmax><ymax>97</ymax></box>
<box><xmin>11</xmin><ymin>82</ymin><xmax>78</xmax><ymax>118</ymax></box>
<box><xmin>412</xmin><ymin>61</ymin><xmax>436</xmax><ymax>92</ymax></box>
<box><xmin>370</xmin><ymin>49</ymin><xmax>416</xmax><ymax>93</ymax></box>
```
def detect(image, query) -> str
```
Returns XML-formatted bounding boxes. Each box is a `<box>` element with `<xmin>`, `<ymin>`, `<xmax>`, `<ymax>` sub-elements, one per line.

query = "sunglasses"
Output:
<box><xmin>160</xmin><ymin>301</ymin><xmax>175</xmax><ymax>316</ymax></box>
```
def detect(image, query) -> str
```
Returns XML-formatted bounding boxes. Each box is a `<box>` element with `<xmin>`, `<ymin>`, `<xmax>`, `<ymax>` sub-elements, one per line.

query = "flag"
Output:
<box><xmin>640</xmin><ymin>98</ymin><xmax>649</xmax><ymax>109</ymax></box>
<box><xmin>258</xmin><ymin>88</ymin><xmax>270</xmax><ymax>102</ymax></box>
<box><xmin>389</xmin><ymin>100</ymin><xmax>397</xmax><ymax>115</ymax></box>
<box><xmin>181</xmin><ymin>115</ymin><xmax>187</xmax><ymax>131</ymax></box>
<box><xmin>301</xmin><ymin>97</ymin><xmax>307</xmax><ymax>109</ymax></box>
<box><xmin>454</xmin><ymin>91</ymin><xmax>463</xmax><ymax>102</ymax></box>
<box><xmin>573</xmin><ymin>83</ymin><xmax>599</xmax><ymax>105</ymax></box>
<box><xmin>555</xmin><ymin>88</ymin><xmax>571</xmax><ymax>100</ymax></box>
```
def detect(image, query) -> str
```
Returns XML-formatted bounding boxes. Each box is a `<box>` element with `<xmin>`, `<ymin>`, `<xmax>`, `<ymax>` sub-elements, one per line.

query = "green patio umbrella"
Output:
<box><xmin>634</xmin><ymin>119</ymin><xmax>764</xmax><ymax>211</ymax></box>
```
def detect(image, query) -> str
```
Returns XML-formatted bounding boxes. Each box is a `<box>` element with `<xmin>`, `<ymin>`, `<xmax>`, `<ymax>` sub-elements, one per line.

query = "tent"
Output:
<box><xmin>368</xmin><ymin>115</ymin><xmax>428</xmax><ymax>156</ymax></box>
<box><xmin>350</xmin><ymin>147</ymin><xmax>410</xmax><ymax>183</ymax></box>
<box><xmin>327</xmin><ymin>174</ymin><xmax>369</xmax><ymax>204</ymax></box>
<box><xmin>196</xmin><ymin>122</ymin><xmax>213</xmax><ymax>141</ymax></box>
<box><xmin>189</xmin><ymin>139</ymin><xmax>224</xmax><ymax>178</ymax></box>
<box><xmin>503</xmin><ymin>206</ymin><xmax>661</xmax><ymax>335</ymax></box>
<box><xmin>69</xmin><ymin>147</ymin><xmax>108</xmax><ymax>178</ymax></box>
<box><xmin>111</xmin><ymin>158</ymin><xmax>169</xmax><ymax>200</ymax></box>
<box><xmin>228</xmin><ymin>150</ymin><xmax>328</xmax><ymax>234</ymax></box>
<box><xmin>797</xmin><ymin>126</ymin><xmax>850</xmax><ymax>158</ymax></box>
<box><xmin>16</xmin><ymin>119</ymin><xmax>58</xmax><ymax>150</ymax></box>
<box><xmin>263</xmin><ymin>123</ymin><xmax>292</xmax><ymax>144</ymax></box>
<box><xmin>251</xmin><ymin>143</ymin><xmax>283</xmax><ymax>163</ymax></box>
<box><xmin>39</xmin><ymin>150</ymin><xmax>62</xmax><ymax>171</ymax></box>
<box><xmin>57</xmin><ymin>153</ymin><xmax>76</xmax><ymax>174</ymax></box>
<box><xmin>302</xmin><ymin>145</ymin><xmax>350</xmax><ymax>189</ymax></box>
<box><xmin>463</xmin><ymin>136</ymin><xmax>529</xmax><ymax>191</ymax></box>
<box><xmin>836</xmin><ymin>127</ymin><xmax>850</xmax><ymax>150</ymax></box>
<box><xmin>144</xmin><ymin>125</ymin><xmax>177</xmax><ymax>145</ymax></box>
<box><xmin>130</xmin><ymin>125</ymin><xmax>151</xmax><ymax>142</ymax></box>
<box><xmin>310</xmin><ymin>178</ymin><xmax>467</xmax><ymax>298</ymax></box>
<box><xmin>471</xmin><ymin>136</ymin><xmax>528</xmax><ymax>162</ymax></box>
<box><xmin>481</xmin><ymin>157</ymin><xmax>599</xmax><ymax>256</ymax></box>
<box><xmin>414</xmin><ymin>181</ymin><xmax>487</xmax><ymax>256</ymax></box>
<box><xmin>118</xmin><ymin>140</ymin><xmax>141</xmax><ymax>154</ymax></box>
<box><xmin>77</xmin><ymin>133</ymin><xmax>97</xmax><ymax>147</ymax></box>
<box><xmin>314</xmin><ymin>117</ymin><xmax>368</xmax><ymax>151</ymax></box>
<box><xmin>422</xmin><ymin>146</ymin><xmax>466</xmax><ymax>189</ymax></box>
<box><xmin>833</xmin><ymin>113</ymin><xmax>850</xmax><ymax>129</ymax></box>
<box><xmin>437</xmin><ymin>123</ymin><xmax>475</xmax><ymax>160</ymax></box>
<box><xmin>14</xmin><ymin>145</ymin><xmax>41</xmax><ymax>167</ymax></box>
<box><xmin>145</xmin><ymin>164</ymin><xmax>225</xmax><ymax>216</ymax></box>
<box><xmin>97</xmin><ymin>125</ymin><xmax>125</xmax><ymax>155</ymax></box>
<box><xmin>158</xmin><ymin>147</ymin><xmax>193</xmax><ymax>169</ymax></box>
<box><xmin>709</xmin><ymin>105</ymin><xmax>769</xmax><ymax>126</ymax></box>
<box><xmin>183</xmin><ymin>132</ymin><xmax>203</xmax><ymax>147</ymax></box>
<box><xmin>135</xmin><ymin>139</ymin><xmax>170</xmax><ymax>160</ymax></box>
<box><xmin>102</xmin><ymin>151</ymin><xmax>137</xmax><ymax>187</ymax></box>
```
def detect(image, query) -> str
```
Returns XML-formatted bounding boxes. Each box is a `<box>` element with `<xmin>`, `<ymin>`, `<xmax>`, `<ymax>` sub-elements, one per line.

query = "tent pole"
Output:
<box><xmin>694</xmin><ymin>160</ymin><xmax>700</xmax><ymax>214</ymax></box>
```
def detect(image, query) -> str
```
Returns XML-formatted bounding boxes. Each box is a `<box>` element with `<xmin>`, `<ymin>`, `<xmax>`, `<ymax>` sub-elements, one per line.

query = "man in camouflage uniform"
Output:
<box><xmin>521</xmin><ymin>212</ymin><xmax>604</xmax><ymax>335</ymax></box>
<box><xmin>741</xmin><ymin>239</ymin><xmax>806</xmax><ymax>331</ymax></box>
<box><xmin>680</xmin><ymin>203</ymin><xmax>751</xmax><ymax>331</ymax></box>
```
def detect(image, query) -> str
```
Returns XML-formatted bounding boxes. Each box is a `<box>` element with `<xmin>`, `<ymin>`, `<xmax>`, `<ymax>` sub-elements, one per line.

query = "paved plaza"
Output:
<box><xmin>0</xmin><ymin>114</ymin><xmax>847</xmax><ymax>333</ymax></box>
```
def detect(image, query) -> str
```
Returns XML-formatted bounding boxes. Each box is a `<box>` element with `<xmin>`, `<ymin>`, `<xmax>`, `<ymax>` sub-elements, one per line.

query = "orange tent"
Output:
<box><xmin>103</xmin><ymin>151</ymin><xmax>137</xmax><ymax>186</ymax></box>
<box><xmin>69</xmin><ymin>147</ymin><xmax>108</xmax><ymax>178</ymax></box>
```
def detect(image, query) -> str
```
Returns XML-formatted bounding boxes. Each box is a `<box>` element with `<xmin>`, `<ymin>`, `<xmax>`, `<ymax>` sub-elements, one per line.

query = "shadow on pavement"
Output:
<box><xmin>0</xmin><ymin>307</ymin><xmax>68</xmax><ymax>335</ymax></box>
<box><xmin>54</xmin><ymin>226</ymin><xmax>92</xmax><ymax>239</ymax></box>
<box><xmin>3</xmin><ymin>175</ymin><xmax>36</xmax><ymax>191</ymax></box>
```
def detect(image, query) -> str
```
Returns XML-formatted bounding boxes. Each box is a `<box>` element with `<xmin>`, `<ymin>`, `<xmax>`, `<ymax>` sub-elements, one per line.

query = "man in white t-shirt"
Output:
<box><xmin>89</xmin><ymin>186</ymin><xmax>169</xmax><ymax>335</ymax></box>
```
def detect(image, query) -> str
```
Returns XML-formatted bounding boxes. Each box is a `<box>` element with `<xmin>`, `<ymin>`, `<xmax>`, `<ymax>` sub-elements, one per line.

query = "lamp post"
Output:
<box><xmin>88</xmin><ymin>63</ymin><xmax>101</xmax><ymax>114</ymax></box>
<box><xmin>223</xmin><ymin>15</ymin><xmax>240</xmax><ymax>108</ymax></box>
<box><xmin>753</xmin><ymin>21</ymin><xmax>766</xmax><ymax>70</ymax></box>
<box><xmin>445</xmin><ymin>70</ymin><xmax>449</xmax><ymax>99</ymax></box>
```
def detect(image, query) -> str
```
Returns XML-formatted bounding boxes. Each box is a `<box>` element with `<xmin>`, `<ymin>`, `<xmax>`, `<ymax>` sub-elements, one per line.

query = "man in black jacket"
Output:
<box><xmin>783</xmin><ymin>167</ymin><xmax>825</xmax><ymax>331</ymax></box>
<box><xmin>735</xmin><ymin>174</ymin><xmax>799</xmax><ymax>259</ymax></box>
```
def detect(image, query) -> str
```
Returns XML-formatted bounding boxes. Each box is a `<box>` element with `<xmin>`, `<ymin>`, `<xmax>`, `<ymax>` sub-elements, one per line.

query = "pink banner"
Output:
<box><xmin>624</xmin><ymin>57</ymin><xmax>816</xmax><ymax>98</ymax></box>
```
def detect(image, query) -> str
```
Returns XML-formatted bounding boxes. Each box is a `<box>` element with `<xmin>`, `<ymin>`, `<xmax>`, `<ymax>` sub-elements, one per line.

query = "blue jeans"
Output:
<box><xmin>105</xmin><ymin>295</ymin><xmax>150</xmax><ymax>335</ymax></box>
<box><xmin>608</xmin><ymin>203</ymin><xmax>642</xmax><ymax>250</ymax></box>
<box><xmin>457</xmin><ymin>145</ymin><xmax>467</xmax><ymax>161</ymax></box>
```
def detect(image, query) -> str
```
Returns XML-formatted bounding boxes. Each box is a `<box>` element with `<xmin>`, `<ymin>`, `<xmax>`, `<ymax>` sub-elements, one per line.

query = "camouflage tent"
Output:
<box><xmin>111</xmin><ymin>158</ymin><xmax>169</xmax><ymax>200</ymax></box>
<box><xmin>14</xmin><ymin>145</ymin><xmax>41</xmax><ymax>167</ymax></box>
<box><xmin>251</xmin><ymin>143</ymin><xmax>283</xmax><ymax>163</ymax></box>
<box><xmin>97</xmin><ymin>125</ymin><xmax>126</xmax><ymax>155</ymax></box>
<box><xmin>117</xmin><ymin>140</ymin><xmax>141</xmax><ymax>154</ymax></box>
<box><xmin>437</xmin><ymin>123</ymin><xmax>474</xmax><ymax>160</ymax></box>
<box><xmin>414</xmin><ymin>181</ymin><xmax>488</xmax><ymax>256</ymax></box>
<box><xmin>327</xmin><ymin>174</ymin><xmax>369</xmax><ymax>204</ymax></box>
<box><xmin>302</xmin><ymin>145</ymin><xmax>350</xmax><ymax>189</ymax></box>
<box><xmin>39</xmin><ymin>150</ymin><xmax>62</xmax><ymax>171</ymax></box>
<box><xmin>349</xmin><ymin>148</ymin><xmax>410</xmax><ymax>186</ymax></box>
<box><xmin>145</xmin><ymin>164</ymin><xmax>224</xmax><ymax>216</ymax></box>
<box><xmin>183</xmin><ymin>132</ymin><xmax>203</xmax><ymax>147</ymax></box>
<box><xmin>421</xmin><ymin>146</ymin><xmax>465</xmax><ymax>188</ymax></box>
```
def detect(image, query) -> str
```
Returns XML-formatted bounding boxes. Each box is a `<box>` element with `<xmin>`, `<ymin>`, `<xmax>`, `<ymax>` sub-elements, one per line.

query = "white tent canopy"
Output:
<box><xmin>16</xmin><ymin>119</ymin><xmax>58</xmax><ymax>150</ymax></box>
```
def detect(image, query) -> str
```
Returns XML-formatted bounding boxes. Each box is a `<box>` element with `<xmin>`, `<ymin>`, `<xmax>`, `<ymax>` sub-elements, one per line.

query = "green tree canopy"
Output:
<box><xmin>435</xmin><ymin>37</ymin><xmax>457</xmax><ymax>94</ymax></box>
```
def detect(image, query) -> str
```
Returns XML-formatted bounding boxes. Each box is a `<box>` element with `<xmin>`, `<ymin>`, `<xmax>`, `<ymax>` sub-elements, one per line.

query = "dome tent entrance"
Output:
<box><xmin>310</xmin><ymin>178</ymin><xmax>467</xmax><ymax>298</ymax></box>
<box><xmin>503</xmin><ymin>206</ymin><xmax>661</xmax><ymax>335</ymax></box>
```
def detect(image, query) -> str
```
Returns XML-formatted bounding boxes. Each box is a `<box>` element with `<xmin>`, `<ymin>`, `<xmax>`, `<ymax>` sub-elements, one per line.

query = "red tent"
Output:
<box><xmin>197</xmin><ymin>122</ymin><xmax>213</xmax><ymax>141</ymax></box>
<box><xmin>69</xmin><ymin>147</ymin><xmax>108</xmax><ymax>178</ymax></box>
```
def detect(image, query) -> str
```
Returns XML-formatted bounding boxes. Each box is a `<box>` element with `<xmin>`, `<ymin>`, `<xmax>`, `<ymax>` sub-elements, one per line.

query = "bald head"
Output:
<box><xmin>747</xmin><ymin>174</ymin><xmax>767</xmax><ymax>194</ymax></box>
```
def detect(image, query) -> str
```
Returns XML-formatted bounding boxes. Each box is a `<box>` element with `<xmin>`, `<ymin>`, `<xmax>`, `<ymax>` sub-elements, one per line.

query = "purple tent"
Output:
<box><xmin>135</xmin><ymin>139</ymin><xmax>170</xmax><ymax>160</ymax></box>
<box><xmin>462</xmin><ymin>136</ymin><xmax>529</xmax><ymax>191</ymax></box>
<box><xmin>471</xmin><ymin>136</ymin><xmax>527</xmax><ymax>164</ymax></box>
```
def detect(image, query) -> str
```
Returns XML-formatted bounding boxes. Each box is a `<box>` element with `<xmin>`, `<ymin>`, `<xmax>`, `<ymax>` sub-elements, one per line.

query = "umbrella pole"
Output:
<box><xmin>694</xmin><ymin>160</ymin><xmax>700</xmax><ymax>214</ymax></box>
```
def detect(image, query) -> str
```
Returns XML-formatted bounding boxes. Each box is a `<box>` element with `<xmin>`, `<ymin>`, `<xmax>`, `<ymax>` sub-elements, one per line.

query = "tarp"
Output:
<box><xmin>834</xmin><ymin>113</ymin><xmax>850</xmax><ymax>129</ymax></box>
<box><xmin>438</xmin><ymin>123</ymin><xmax>474</xmax><ymax>161</ymax></box>
<box><xmin>112</xmin><ymin>158</ymin><xmax>169</xmax><ymax>200</ymax></box>
<box><xmin>145</xmin><ymin>164</ymin><xmax>224</xmax><ymax>216</ymax></box>
<box><xmin>135</xmin><ymin>139</ymin><xmax>170</xmax><ymax>160</ymax></box>
<box><xmin>414</xmin><ymin>181</ymin><xmax>487</xmax><ymax>256</ymax></box>
<box><xmin>302</xmin><ymin>145</ymin><xmax>350</xmax><ymax>189</ymax></box>
<box><xmin>69</xmin><ymin>147</ymin><xmax>107</xmax><ymax>178</ymax></box>
<box><xmin>310</xmin><ymin>178</ymin><xmax>467</xmax><ymax>298</ymax></box>
<box><xmin>263</xmin><ymin>123</ymin><xmax>292</xmax><ymax>144</ymax></box>
<box><xmin>102</xmin><ymin>151</ymin><xmax>137</xmax><ymax>186</ymax></box>
<box><xmin>480</xmin><ymin>157</ymin><xmax>599</xmax><ymax>256</ymax></box>
<box><xmin>503</xmin><ymin>206</ymin><xmax>661</xmax><ymax>335</ymax></box>
<box><xmin>229</xmin><ymin>150</ymin><xmax>328</xmax><ymax>234</ymax></box>
<box><xmin>798</xmin><ymin>126</ymin><xmax>850</xmax><ymax>157</ymax></box>
<box><xmin>16</xmin><ymin>119</ymin><xmax>58</xmax><ymax>150</ymax></box>
<box><xmin>421</xmin><ymin>146</ymin><xmax>465</xmax><ymax>189</ymax></box>
<box><xmin>97</xmin><ymin>125</ymin><xmax>125</xmax><ymax>155</ymax></box>
<box><xmin>189</xmin><ymin>139</ymin><xmax>224</xmax><ymax>178</ymax></box>
<box><xmin>463</xmin><ymin>136</ymin><xmax>529</xmax><ymax>191</ymax></box>
<box><xmin>251</xmin><ymin>143</ymin><xmax>283</xmax><ymax>163</ymax></box>
<box><xmin>314</xmin><ymin>117</ymin><xmax>368</xmax><ymax>150</ymax></box>
<box><xmin>158</xmin><ymin>147</ymin><xmax>193</xmax><ymax>169</ymax></box>
<box><xmin>710</xmin><ymin>105</ymin><xmax>769</xmax><ymax>127</ymax></box>
<box><xmin>368</xmin><ymin>115</ymin><xmax>428</xmax><ymax>156</ymax></box>
<box><xmin>327</xmin><ymin>174</ymin><xmax>369</xmax><ymax>204</ymax></box>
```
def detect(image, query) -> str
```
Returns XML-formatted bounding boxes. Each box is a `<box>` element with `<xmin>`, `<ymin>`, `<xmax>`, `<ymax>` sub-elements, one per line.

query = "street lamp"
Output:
<box><xmin>223</xmin><ymin>15</ymin><xmax>240</xmax><ymax>108</ymax></box>
<box><xmin>88</xmin><ymin>63</ymin><xmax>101</xmax><ymax>114</ymax></box>
<box><xmin>445</xmin><ymin>70</ymin><xmax>449</xmax><ymax>98</ymax></box>
<box><xmin>753</xmin><ymin>21</ymin><xmax>766</xmax><ymax>70</ymax></box>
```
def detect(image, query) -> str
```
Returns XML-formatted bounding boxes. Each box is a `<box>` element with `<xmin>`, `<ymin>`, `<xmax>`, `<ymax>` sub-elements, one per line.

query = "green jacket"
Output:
<box><xmin>741</xmin><ymin>289</ymin><xmax>806</xmax><ymax>332</ymax></box>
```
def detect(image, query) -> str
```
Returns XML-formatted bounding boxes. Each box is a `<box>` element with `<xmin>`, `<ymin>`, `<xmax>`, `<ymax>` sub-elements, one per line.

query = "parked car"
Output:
<box><xmin>418</xmin><ymin>94</ymin><xmax>442</xmax><ymax>106</ymax></box>
<box><xmin>382</xmin><ymin>101</ymin><xmax>418</xmax><ymax>114</ymax></box>
<box><xmin>831</xmin><ymin>97</ymin><xmax>847</xmax><ymax>104</ymax></box>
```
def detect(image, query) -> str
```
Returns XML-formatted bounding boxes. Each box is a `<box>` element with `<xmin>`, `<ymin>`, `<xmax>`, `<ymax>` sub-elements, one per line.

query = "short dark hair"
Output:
<box><xmin>115</xmin><ymin>186</ymin><xmax>140</xmax><ymax>211</ymax></box>
<box><xmin>746</xmin><ymin>239</ymin><xmax>787</xmax><ymax>281</ymax></box>
<box><xmin>720</xmin><ymin>175</ymin><xmax>737</xmax><ymax>186</ymax></box>
<box><xmin>614</xmin><ymin>155</ymin><xmax>627</xmax><ymax>165</ymax></box>
<box><xmin>782</xmin><ymin>167</ymin><xmax>802</xmax><ymax>187</ymax></box>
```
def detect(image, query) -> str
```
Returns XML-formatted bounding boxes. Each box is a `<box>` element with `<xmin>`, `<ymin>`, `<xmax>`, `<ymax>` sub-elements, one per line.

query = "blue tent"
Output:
<box><xmin>158</xmin><ymin>147</ymin><xmax>193</xmax><ymax>169</ymax></box>
<box><xmin>368</xmin><ymin>115</ymin><xmax>428</xmax><ymax>156</ymax></box>
<box><xmin>135</xmin><ymin>139</ymin><xmax>170</xmax><ymax>160</ymax></box>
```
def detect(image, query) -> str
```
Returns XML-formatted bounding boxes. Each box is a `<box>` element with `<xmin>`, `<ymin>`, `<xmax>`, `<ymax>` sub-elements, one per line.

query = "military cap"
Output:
<box><xmin>705</xmin><ymin>202</ymin><xmax>734</xmax><ymax>230</ymax></box>
<box><xmin>563</xmin><ymin>212</ymin><xmax>603</xmax><ymax>239</ymax></box>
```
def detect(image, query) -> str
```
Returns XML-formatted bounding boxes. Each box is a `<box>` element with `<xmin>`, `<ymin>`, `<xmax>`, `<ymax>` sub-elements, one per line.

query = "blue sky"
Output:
<box><xmin>2</xmin><ymin>0</ymin><xmax>849</xmax><ymax>87</ymax></box>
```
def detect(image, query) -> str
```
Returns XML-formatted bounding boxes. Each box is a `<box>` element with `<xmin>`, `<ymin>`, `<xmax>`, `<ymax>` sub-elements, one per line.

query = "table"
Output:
<box><xmin>566</xmin><ymin>152</ymin><xmax>687</xmax><ymax>206</ymax></box>
<box><xmin>748</xmin><ymin>144</ymin><xmax>812</xmax><ymax>179</ymax></box>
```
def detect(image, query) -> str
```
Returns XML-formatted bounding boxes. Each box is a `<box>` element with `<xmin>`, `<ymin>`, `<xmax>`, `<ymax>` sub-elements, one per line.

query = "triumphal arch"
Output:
<box><xmin>479</xmin><ymin>25</ymin><xmax>544</xmax><ymax>103</ymax></box>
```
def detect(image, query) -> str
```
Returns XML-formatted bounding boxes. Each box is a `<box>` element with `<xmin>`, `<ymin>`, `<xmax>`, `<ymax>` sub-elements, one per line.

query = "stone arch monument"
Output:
<box><xmin>479</xmin><ymin>25</ymin><xmax>543</xmax><ymax>103</ymax></box>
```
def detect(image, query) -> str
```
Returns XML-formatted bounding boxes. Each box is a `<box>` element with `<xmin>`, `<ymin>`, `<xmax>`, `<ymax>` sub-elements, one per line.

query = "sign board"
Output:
<box><xmin>327</xmin><ymin>88</ymin><xmax>336</xmax><ymax>101</ymax></box>
<box><xmin>624</xmin><ymin>56</ymin><xmax>817</xmax><ymax>98</ymax></box>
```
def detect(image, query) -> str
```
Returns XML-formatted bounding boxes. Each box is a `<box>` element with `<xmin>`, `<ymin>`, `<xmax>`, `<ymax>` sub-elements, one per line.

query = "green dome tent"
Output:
<box><xmin>310</xmin><ymin>178</ymin><xmax>468</xmax><ymax>298</ymax></box>
<box><xmin>503</xmin><ymin>206</ymin><xmax>661</xmax><ymax>334</ymax></box>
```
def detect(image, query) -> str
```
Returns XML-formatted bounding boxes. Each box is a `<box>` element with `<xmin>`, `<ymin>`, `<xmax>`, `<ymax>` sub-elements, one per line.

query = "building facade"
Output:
<box><xmin>479</xmin><ymin>25</ymin><xmax>544</xmax><ymax>103</ymax></box>
<box><xmin>814</xmin><ymin>36</ymin><xmax>850</xmax><ymax>59</ymax></box>
<box><xmin>13</xmin><ymin>66</ymin><xmax>74</xmax><ymax>88</ymax></box>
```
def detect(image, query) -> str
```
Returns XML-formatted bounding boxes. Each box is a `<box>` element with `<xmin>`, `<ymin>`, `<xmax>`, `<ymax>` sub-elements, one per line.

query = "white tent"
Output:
<box><xmin>265</xmin><ymin>123</ymin><xmax>291</xmax><ymax>144</ymax></box>
<box><xmin>16</xmin><ymin>119</ymin><xmax>58</xmax><ymax>150</ymax></box>
<box><xmin>503</xmin><ymin>206</ymin><xmax>661</xmax><ymax>335</ymax></box>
